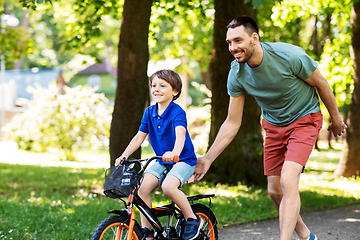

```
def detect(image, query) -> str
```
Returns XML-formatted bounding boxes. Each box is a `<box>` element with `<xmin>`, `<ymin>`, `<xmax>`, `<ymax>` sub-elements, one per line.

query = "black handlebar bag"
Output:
<box><xmin>103</xmin><ymin>165</ymin><xmax>142</xmax><ymax>198</ymax></box>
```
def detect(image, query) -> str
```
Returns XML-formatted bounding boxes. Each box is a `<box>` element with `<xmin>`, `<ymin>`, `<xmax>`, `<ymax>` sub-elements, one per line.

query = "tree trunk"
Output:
<box><xmin>206</xmin><ymin>0</ymin><xmax>266</xmax><ymax>186</ymax></box>
<box><xmin>109</xmin><ymin>0</ymin><xmax>152</xmax><ymax>166</ymax></box>
<box><xmin>335</xmin><ymin>3</ymin><xmax>360</xmax><ymax>177</ymax></box>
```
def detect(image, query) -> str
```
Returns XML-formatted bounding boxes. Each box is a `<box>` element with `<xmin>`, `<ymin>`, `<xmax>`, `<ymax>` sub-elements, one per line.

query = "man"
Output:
<box><xmin>193</xmin><ymin>16</ymin><xmax>347</xmax><ymax>240</ymax></box>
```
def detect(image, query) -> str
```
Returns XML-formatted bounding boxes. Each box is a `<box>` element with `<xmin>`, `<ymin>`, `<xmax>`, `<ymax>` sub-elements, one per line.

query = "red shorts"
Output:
<box><xmin>262</xmin><ymin>111</ymin><xmax>323</xmax><ymax>176</ymax></box>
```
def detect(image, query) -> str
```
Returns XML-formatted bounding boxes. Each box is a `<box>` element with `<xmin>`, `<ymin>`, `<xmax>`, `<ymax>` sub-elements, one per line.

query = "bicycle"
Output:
<box><xmin>91</xmin><ymin>156</ymin><xmax>218</xmax><ymax>240</ymax></box>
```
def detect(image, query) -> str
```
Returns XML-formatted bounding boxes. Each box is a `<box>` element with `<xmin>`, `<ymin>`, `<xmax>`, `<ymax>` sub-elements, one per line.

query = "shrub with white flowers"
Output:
<box><xmin>5</xmin><ymin>84</ymin><xmax>112</xmax><ymax>160</ymax></box>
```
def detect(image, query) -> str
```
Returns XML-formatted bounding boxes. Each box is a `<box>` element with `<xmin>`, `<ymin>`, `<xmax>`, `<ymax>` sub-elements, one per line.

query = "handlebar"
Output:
<box><xmin>123</xmin><ymin>155</ymin><xmax>179</xmax><ymax>175</ymax></box>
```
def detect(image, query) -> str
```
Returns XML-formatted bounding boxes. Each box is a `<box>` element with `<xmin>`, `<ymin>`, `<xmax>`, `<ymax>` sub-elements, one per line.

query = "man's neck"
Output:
<box><xmin>247</xmin><ymin>42</ymin><xmax>264</xmax><ymax>68</ymax></box>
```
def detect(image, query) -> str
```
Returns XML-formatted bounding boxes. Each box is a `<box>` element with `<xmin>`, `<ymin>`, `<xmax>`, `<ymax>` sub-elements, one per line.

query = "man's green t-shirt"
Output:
<box><xmin>227</xmin><ymin>42</ymin><xmax>321</xmax><ymax>126</ymax></box>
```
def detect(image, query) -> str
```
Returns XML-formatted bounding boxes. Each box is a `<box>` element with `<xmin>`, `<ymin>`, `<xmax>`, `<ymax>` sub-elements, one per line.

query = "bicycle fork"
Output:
<box><xmin>121</xmin><ymin>189</ymin><xmax>165</xmax><ymax>240</ymax></box>
<box><xmin>115</xmin><ymin>189</ymin><xmax>141</xmax><ymax>240</ymax></box>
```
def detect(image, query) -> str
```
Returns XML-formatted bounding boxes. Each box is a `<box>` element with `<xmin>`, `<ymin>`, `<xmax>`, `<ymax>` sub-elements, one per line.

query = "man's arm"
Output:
<box><xmin>304</xmin><ymin>69</ymin><xmax>347</xmax><ymax>136</ymax></box>
<box><xmin>193</xmin><ymin>95</ymin><xmax>245</xmax><ymax>181</ymax></box>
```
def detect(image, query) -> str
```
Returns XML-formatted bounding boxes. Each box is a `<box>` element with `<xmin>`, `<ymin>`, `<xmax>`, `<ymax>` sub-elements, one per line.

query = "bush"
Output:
<box><xmin>5</xmin><ymin>84</ymin><xmax>112</xmax><ymax>160</ymax></box>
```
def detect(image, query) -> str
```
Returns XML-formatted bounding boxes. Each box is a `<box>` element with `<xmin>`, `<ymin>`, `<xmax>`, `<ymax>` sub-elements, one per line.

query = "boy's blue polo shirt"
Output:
<box><xmin>139</xmin><ymin>101</ymin><xmax>197</xmax><ymax>166</ymax></box>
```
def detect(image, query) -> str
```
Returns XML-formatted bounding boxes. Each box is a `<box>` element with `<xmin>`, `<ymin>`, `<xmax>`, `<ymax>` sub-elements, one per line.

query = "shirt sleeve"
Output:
<box><xmin>173</xmin><ymin>110</ymin><xmax>187</xmax><ymax>129</ymax></box>
<box><xmin>289</xmin><ymin>46</ymin><xmax>318</xmax><ymax>80</ymax></box>
<box><xmin>139</xmin><ymin>107</ymin><xmax>149</xmax><ymax>134</ymax></box>
<box><xmin>227</xmin><ymin>61</ymin><xmax>245</xmax><ymax>97</ymax></box>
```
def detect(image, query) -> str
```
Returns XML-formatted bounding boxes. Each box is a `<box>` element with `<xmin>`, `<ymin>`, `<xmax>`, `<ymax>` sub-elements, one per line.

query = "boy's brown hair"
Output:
<box><xmin>150</xmin><ymin>69</ymin><xmax>182</xmax><ymax>100</ymax></box>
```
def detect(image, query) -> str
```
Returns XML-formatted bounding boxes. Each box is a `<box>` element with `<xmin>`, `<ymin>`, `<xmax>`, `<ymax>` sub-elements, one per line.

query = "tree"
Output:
<box><xmin>149</xmin><ymin>0</ymin><xmax>214</xmax><ymax>87</ymax></box>
<box><xmin>109</xmin><ymin>0</ymin><xmax>153</xmax><ymax>165</ymax></box>
<box><xmin>17</xmin><ymin>0</ymin><xmax>150</xmax><ymax>166</ymax></box>
<box><xmin>205</xmin><ymin>0</ymin><xmax>266</xmax><ymax>186</ymax></box>
<box><xmin>335</xmin><ymin>1</ymin><xmax>360</xmax><ymax>177</ymax></box>
<box><xmin>0</xmin><ymin>2</ymin><xmax>32</xmax><ymax>67</ymax></box>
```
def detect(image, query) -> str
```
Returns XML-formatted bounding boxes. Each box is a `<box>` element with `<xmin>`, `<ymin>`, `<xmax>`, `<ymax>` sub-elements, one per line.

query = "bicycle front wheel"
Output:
<box><xmin>91</xmin><ymin>215</ymin><xmax>144</xmax><ymax>240</ymax></box>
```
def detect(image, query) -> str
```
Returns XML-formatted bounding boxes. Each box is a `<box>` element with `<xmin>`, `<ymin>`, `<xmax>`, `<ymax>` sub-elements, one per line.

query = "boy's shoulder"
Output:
<box><xmin>166</xmin><ymin>102</ymin><xmax>186</xmax><ymax>117</ymax></box>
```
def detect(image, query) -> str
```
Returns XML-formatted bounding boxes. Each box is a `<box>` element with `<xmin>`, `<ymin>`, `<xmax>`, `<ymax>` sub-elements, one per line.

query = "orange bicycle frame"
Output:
<box><xmin>126</xmin><ymin>188</ymin><xmax>136</xmax><ymax>240</ymax></box>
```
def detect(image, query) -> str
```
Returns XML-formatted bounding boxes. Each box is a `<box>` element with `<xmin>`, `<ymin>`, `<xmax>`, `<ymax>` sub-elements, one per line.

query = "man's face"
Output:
<box><xmin>226</xmin><ymin>25</ymin><xmax>255</xmax><ymax>63</ymax></box>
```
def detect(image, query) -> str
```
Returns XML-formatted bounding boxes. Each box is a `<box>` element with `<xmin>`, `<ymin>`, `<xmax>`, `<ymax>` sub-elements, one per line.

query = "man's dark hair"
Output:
<box><xmin>227</xmin><ymin>16</ymin><xmax>259</xmax><ymax>39</ymax></box>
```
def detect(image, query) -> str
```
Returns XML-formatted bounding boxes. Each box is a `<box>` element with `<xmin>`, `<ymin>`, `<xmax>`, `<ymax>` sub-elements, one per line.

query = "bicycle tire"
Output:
<box><xmin>91</xmin><ymin>215</ymin><xmax>144</xmax><ymax>240</ymax></box>
<box><xmin>176</xmin><ymin>203</ymin><xmax>219</xmax><ymax>240</ymax></box>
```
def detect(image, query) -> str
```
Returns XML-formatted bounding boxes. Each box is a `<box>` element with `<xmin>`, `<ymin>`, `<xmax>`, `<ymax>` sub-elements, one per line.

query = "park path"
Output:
<box><xmin>1</xmin><ymin>140</ymin><xmax>360</xmax><ymax>239</ymax></box>
<box><xmin>218</xmin><ymin>203</ymin><xmax>360</xmax><ymax>239</ymax></box>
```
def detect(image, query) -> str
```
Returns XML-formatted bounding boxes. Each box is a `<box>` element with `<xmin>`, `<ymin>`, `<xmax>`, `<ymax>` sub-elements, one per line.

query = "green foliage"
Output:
<box><xmin>13</xmin><ymin>0</ymin><xmax>120</xmax><ymax>78</ymax></box>
<box><xmin>18</xmin><ymin>0</ymin><xmax>52</xmax><ymax>10</ymax></box>
<box><xmin>4</xmin><ymin>85</ymin><xmax>112</xmax><ymax>160</ymax></box>
<box><xmin>150</xmin><ymin>0</ymin><xmax>214</xmax><ymax>71</ymax></box>
<box><xmin>0</xmin><ymin>19</ymin><xmax>32</xmax><ymax>65</ymax></box>
<box><xmin>318</xmin><ymin>0</ymin><xmax>354</xmax><ymax>116</ymax></box>
<box><xmin>58</xmin><ymin>0</ymin><xmax>122</xmax><ymax>56</ymax></box>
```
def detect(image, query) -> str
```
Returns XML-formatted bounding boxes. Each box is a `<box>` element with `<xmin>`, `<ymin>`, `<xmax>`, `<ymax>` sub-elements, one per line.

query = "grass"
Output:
<box><xmin>0</xmin><ymin>144</ymin><xmax>360</xmax><ymax>239</ymax></box>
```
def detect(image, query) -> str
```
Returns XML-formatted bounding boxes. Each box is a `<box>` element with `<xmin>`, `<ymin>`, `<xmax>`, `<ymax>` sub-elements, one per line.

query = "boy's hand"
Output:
<box><xmin>115</xmin><ymin>156</ymin><xmax>126</xmax><ymax>166</ymax></box>
<box><xmin>162</xmin><ymin>152</ymin><xmax>177</xmax><ymax>163</ymax></box>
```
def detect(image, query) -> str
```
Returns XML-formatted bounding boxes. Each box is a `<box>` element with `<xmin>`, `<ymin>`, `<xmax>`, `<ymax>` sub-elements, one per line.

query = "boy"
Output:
<box><xmin>115</xmin><ymin>69</ymin><xmax>202</xmax><ymax>240</ymax></box>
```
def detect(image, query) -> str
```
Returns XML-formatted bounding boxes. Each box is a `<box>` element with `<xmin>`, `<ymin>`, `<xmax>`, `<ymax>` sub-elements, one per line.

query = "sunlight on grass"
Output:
<box><xmin>301</xmin><ymin>174</ymin><xmax>360</xmax><ymax>199</ymax></box>
<box><xmin>299</xmin><ymin>141</ymin><xmax>360</xmax><ymax>209</ymax></box>
<box><xmin>195</xmin><ymin>183</ymin><xmax>263</xmax><ymax>198</ymax></box>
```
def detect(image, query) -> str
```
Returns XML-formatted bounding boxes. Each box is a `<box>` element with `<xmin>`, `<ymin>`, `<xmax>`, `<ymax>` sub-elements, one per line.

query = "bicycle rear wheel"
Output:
<box><xmin>91</xmin><ymin>215</ymin><xmax>144</xmax><ymax>240</ymax></box>
<box><xmin>176</xmin><ymin>203</ymin><xmax>218</xmax><ymax>240</ymax></box>
<box><xmin>192</xmin><ymin>203</ymin><xmax>219</xmax><ymax>240</ymax></box>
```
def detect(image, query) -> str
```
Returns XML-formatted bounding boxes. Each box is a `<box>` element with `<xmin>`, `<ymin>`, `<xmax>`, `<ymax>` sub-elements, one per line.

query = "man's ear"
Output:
<box><xmin>252</xmin><ymin>32</ymin><xmax>259</xmax><ymax>43</ymax></box>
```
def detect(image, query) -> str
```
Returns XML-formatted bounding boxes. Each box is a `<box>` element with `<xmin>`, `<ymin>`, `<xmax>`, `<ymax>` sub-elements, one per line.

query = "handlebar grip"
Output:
<box><xmin>162</xmin><ymin>155</ymin><xmax>179</xmax><ymax>163</ymax></box>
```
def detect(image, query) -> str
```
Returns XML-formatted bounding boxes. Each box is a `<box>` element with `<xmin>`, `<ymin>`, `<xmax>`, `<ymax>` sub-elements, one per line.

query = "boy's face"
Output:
<box><xmin>151</xmin><ymin>77</ymin><xmax>179</xmax><ymax>106</ymax></box>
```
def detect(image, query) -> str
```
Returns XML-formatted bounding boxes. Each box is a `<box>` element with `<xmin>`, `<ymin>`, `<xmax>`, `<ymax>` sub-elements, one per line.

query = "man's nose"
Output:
<box><xmin>229</xmin><ymin>43</ymin><xmax>236</xmax><ymax>52</ymax></box>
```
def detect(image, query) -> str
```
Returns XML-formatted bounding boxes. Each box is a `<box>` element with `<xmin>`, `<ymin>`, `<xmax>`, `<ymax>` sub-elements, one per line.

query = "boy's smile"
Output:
<box><xmin>151</xmin><ymin>76</ymin><xmax>178</xmax><ymax>111</ymax></box>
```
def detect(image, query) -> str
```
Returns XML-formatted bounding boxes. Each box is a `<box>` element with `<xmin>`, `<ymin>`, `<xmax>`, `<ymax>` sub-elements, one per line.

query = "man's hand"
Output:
<box><xmin>192</xmin><ymin>156</ymin><xmax>213</xmax><ymax>181</ymax></box>
<box><xmin>328</xmin><ymin>117</ymin><xmax>347</xmax><ymax>137</ymax></box>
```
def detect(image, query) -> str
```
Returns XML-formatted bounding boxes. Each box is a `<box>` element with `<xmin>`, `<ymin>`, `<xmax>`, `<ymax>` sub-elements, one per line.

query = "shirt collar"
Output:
<box><xmin>151</xmin><ymin>101</ymin><xmax>176</xmax><ymax>119</ymax></box>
